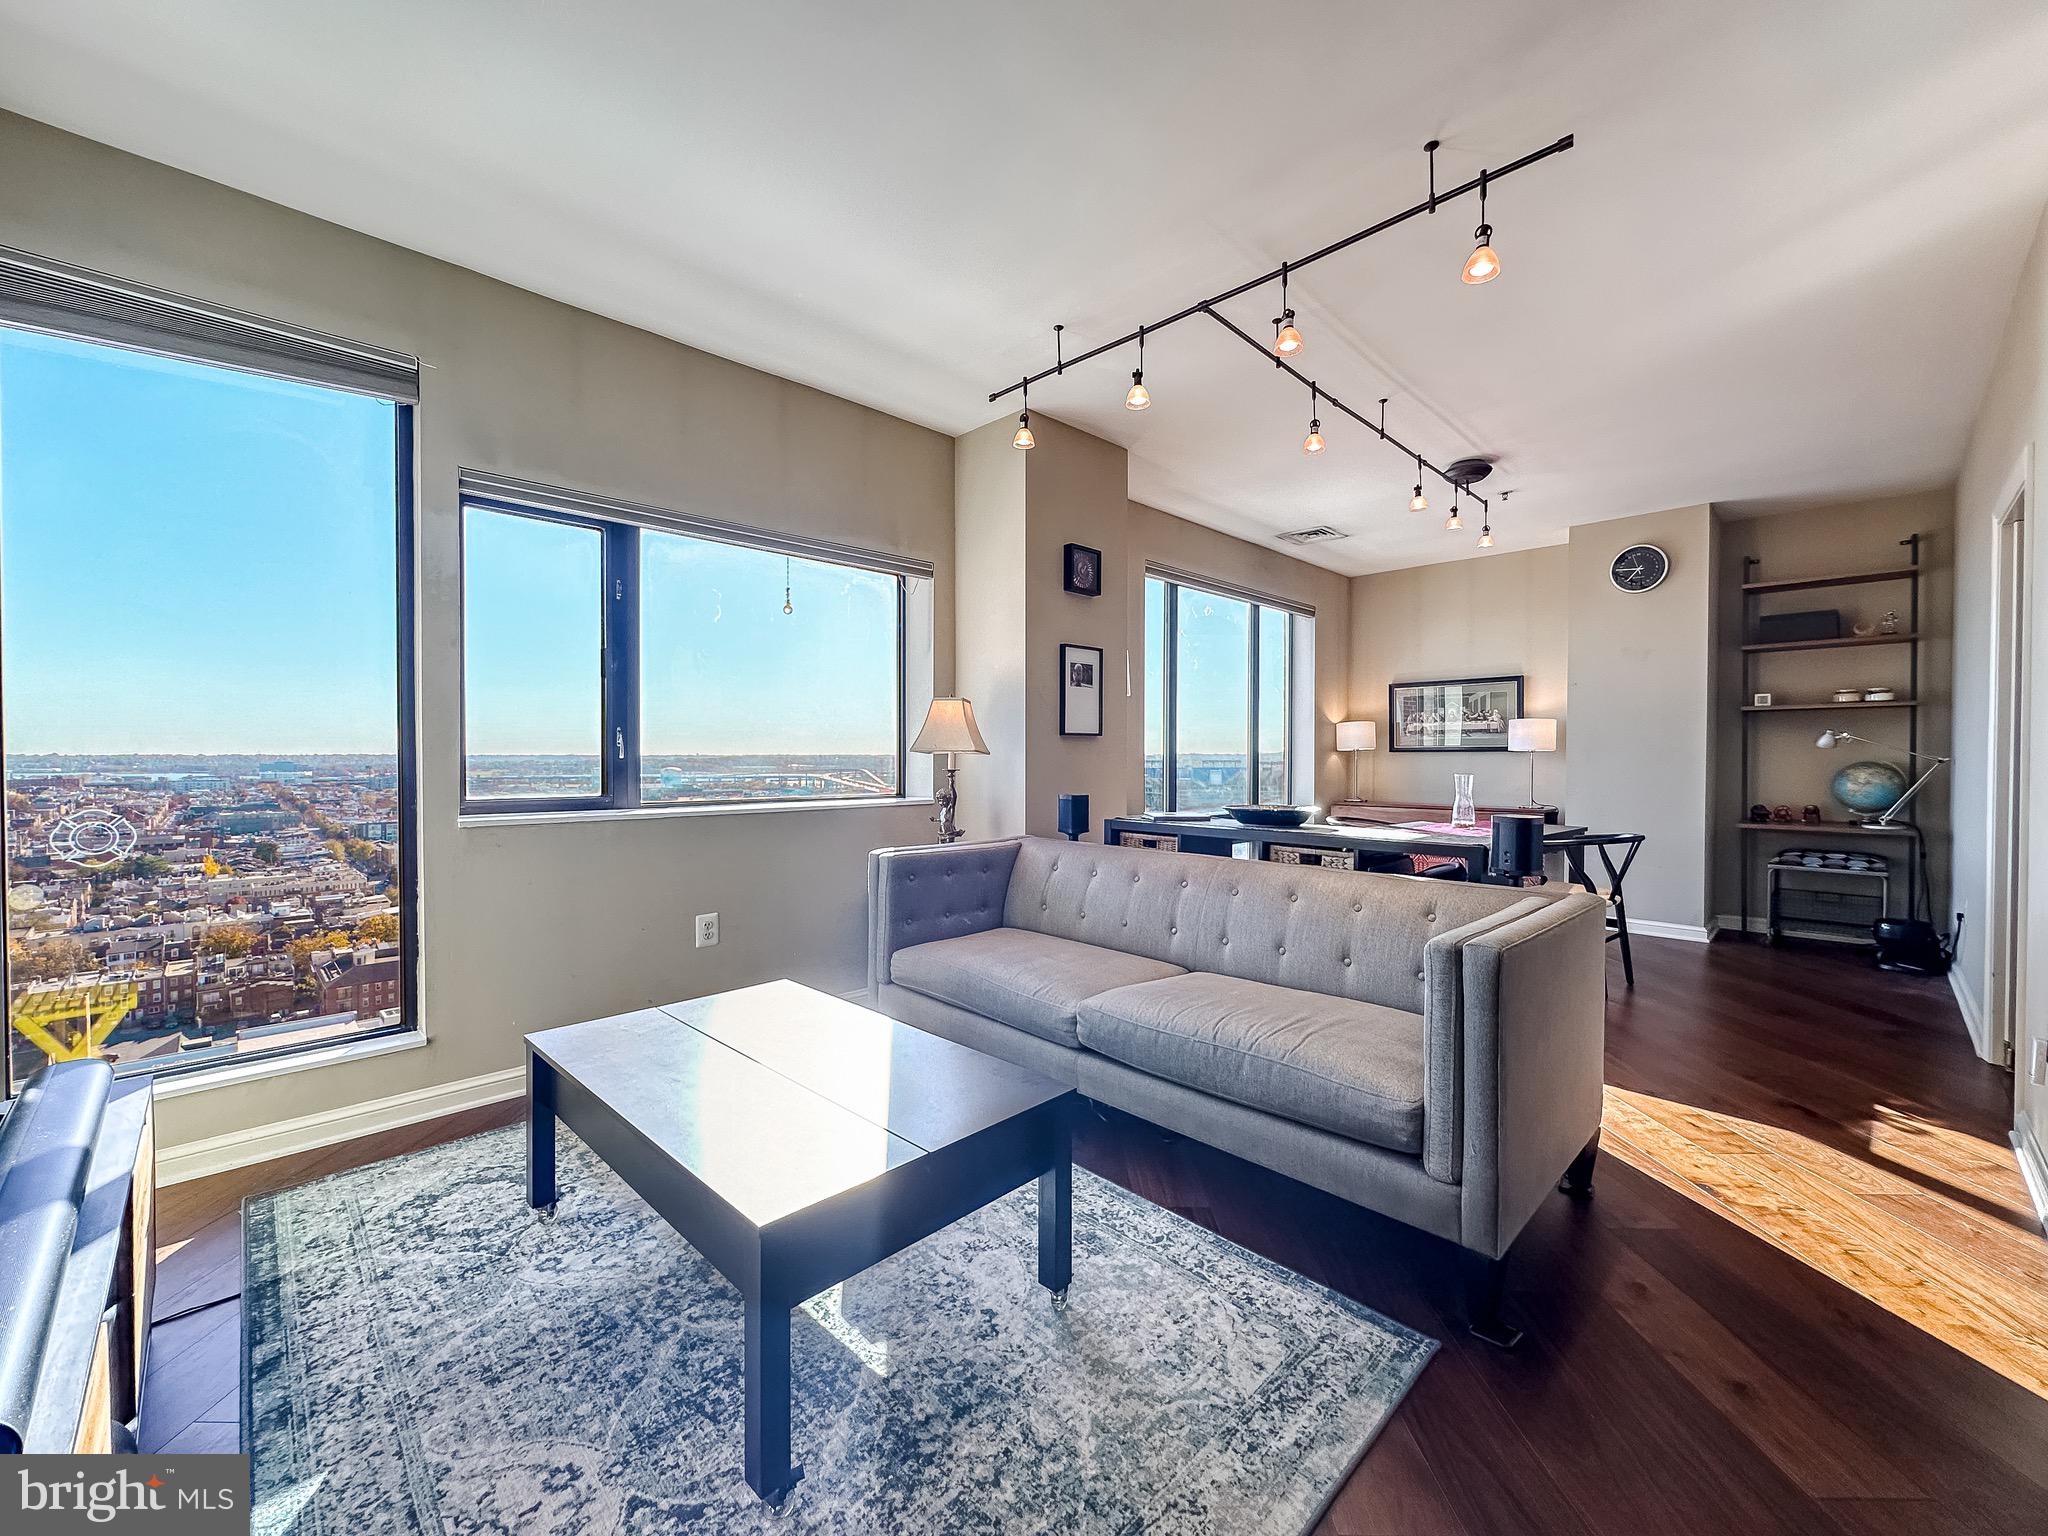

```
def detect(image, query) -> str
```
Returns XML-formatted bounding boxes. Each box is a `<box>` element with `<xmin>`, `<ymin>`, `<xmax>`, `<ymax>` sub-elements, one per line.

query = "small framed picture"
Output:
<box><xmin>1752</xmin><ymin>691</ymin><xmax>1774</xmax><ymax>707</ymax></box>
<box><xmin>1063</xmin><ymin>543</ymin><xmax>1102</xmax><ymax>597</ymax></box>
<box><xmin>1060</xmin><ymin>643</ymin><xmax>1103</xmax><ymax>736</ymax></box>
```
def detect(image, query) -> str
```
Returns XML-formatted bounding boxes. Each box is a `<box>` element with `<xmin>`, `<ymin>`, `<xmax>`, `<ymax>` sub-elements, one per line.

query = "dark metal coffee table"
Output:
<box><xmin>525</xmin><ymin>978</ymin><xmax>1077</xmax><ymax>1507</ymax></box>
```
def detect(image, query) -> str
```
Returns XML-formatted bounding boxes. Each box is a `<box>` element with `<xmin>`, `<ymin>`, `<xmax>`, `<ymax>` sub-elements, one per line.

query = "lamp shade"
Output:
<box><xmin>910</xmin><ymin>696</ymin><xmax>988</xmax><ymax>756</ymax></box>
<box><xmin>1508</xmin><ymin>718</ymin><xmax>1557</xmax><ymax>753</ymax></box>
<box><xmin>1335</xmin><ymin>720</ymin><xmax>1376</xmax><ymax>753</ymax></box>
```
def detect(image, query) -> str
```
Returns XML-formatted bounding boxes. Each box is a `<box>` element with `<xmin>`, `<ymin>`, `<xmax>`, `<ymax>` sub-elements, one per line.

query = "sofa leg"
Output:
<box><xmin>1559</xmin><ymin>1131</ymin><xmax>1601</xmax><ymax>1199</ymax></box>
<box><xmin>1459</xmin><ymin>1250</ymin><xmax>1525</xmax><ymax>1350</ymax></box>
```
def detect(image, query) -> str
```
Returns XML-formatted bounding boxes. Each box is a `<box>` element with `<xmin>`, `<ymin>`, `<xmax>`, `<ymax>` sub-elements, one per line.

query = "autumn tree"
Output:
<box><xmin>354</xmin><ymin>913</ymin><xmax>399</xmax><ymax>946</ymax></box>
<box><xmin>198</xmin><ymin>925</ymin><xmax>257</xmax><ymax>959</ymax></box>
<box><xmin>13</xmin><ymin>936</ymin><xmax>93</xmax><ymax>982</ymax></box>
<box><xmin>252</xmin><ymin>841</ymin><xmax>281</xmax><ymax>865</ymax></box>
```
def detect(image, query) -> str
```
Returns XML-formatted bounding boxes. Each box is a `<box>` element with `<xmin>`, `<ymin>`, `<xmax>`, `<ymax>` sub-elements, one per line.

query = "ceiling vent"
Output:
<box><xmin>1276</xmin><ymin>526</ymin><xmax>1350</xmax><ymax>546</ymax></box>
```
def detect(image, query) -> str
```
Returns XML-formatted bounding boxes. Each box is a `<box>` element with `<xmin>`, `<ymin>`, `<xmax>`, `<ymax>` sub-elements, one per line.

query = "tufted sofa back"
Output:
<box><xmin>1002</xmin><ymin>835</ymin><xmax>1547</xmax><ymax>1014</ymax></box>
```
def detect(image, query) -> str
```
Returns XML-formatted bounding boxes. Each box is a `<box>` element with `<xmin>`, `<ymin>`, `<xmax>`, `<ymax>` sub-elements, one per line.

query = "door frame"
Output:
<box><xmin>1983</xmin><ymin>444</ymin><xmax>2034</xmax><ymax>1069</ymax></box>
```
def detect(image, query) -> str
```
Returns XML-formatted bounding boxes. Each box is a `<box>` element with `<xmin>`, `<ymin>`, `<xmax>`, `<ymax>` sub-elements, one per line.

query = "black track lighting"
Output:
<box><xmin>1273</xmin><ymin>262</ymin><xmax>1304</xmax><ymax>357</ymax></box>
<box><xmin>1125</xmin><ymin>326</ymin><xmax>1150</xmax><ymax>410</ymax></box>
<box><xmin>1013</xmin><ymin>378</ymin><xmax>1034</xmax><ymax>450</ymax></box>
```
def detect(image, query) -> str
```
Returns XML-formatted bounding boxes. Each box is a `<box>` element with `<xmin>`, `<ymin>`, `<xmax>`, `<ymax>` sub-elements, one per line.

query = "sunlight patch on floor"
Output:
<box><xmin>1601</xmin><ymin>1085</ymin><xmax>2048</xmax><ymax>1400</ymax></box>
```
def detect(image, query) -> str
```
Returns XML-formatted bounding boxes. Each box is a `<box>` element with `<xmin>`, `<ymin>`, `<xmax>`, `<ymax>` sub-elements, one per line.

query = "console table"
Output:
<box><xmin>1101</xmin><ymin>814</ymin><xmax>1585</xmax><ymax>884</ymax></box>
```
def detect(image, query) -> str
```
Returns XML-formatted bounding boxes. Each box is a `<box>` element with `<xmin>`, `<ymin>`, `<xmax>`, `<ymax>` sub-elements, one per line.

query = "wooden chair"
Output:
<box><xmin>1547</xmin><ymin>832</ymin><xmax>1646</xmax><ymax>986</ymax></box>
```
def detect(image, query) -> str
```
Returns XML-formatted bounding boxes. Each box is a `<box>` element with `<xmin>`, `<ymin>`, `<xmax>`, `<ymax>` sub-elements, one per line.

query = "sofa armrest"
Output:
<box><xmin>866</xmin><ymin>839</ymin><xmax>1023</xmax><ymax>997</ymax></box>
<box><xmin>1447</xmin><ymin>893</ymin><xmax>1606</xmax><ymax>1257</ymax></box>
<box><xmin>1420</xmin><ymin>897</ymin><xmax>1554</xmax><ymax>1184</ymax></box>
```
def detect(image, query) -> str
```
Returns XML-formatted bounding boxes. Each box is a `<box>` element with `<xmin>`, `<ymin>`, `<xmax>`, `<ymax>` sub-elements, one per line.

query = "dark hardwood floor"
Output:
<box><xmin>140</xmin><ymin>936</ymin><xmax>2048</xmax><ymax>1533</ymax></box>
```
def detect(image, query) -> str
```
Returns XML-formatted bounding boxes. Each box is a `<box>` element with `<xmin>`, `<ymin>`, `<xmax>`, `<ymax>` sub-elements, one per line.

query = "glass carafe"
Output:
<box><xmin>1451</xmin><ymin>772</ymin><xmax>1477</xmax><ymax>828</ymax></box>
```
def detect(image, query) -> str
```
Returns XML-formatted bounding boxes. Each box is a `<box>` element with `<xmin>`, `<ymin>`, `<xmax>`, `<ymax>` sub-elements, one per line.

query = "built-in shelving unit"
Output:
<box><xmin>1737</xmin><ymin>536</ymin><xmax>1924</xmax><ymax>943</ymax></box>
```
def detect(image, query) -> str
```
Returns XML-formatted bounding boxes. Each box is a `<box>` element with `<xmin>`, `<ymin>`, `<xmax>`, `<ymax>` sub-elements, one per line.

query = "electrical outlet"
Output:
<box><xmin>694</xmin><ymin>912</ymin><xmax>719</xmax><ymax>948</ymax></box>
<box><xmin>2030</xmin><ymin>1035</ymin><xmax>2048</xmax><ymax>1087</ymax></box>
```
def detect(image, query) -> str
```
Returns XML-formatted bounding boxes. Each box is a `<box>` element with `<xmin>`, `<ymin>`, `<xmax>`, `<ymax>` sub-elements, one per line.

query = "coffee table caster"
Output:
<box><xmin>1050</xmin><ymin>1287</ymin><xmax>1069</xmax><ymax>1312</ymax></box>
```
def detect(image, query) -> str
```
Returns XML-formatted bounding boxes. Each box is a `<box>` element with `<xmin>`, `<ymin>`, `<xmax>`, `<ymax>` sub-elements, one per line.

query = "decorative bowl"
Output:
<box><xmin>1226</xmin><ymin>805</ymin><xmax>1313</xmax><ymax>828</ymax></box>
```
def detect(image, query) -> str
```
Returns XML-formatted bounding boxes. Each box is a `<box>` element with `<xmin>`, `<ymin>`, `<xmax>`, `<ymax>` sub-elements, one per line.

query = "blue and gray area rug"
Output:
<box><xmin>245</xmin><ymin>1127</ymin><xmax>1434</xmax><ymax>1535</ymax></box>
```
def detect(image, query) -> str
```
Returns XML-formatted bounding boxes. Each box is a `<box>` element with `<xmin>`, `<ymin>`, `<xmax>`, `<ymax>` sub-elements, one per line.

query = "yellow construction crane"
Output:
<box><xmin>10</xmin><ymin>979</ymin><xmax>139</xmax><ymax>1062</ymax></box>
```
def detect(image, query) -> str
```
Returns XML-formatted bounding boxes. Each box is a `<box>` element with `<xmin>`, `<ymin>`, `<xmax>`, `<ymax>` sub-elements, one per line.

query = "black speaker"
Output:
<box><xmin>1058</xmin><ymin>794</ymin><xmax>1090</xmax><ymax>842</ymax></box>
<box><xmin>1489</xmin><ymin>813</ymin><xmax>1545</xmax><ymax>882</ymax></box>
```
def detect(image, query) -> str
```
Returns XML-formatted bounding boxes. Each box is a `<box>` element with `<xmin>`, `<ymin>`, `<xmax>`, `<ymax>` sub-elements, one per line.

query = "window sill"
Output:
<box><xmin>144</xmin><ymin>1027</ymin><xmax>429</xmax><ymax>1101</ymax></box>
<box><xmin>458</xmin><ymin>796</ymin><xmax>935</xmax><ymax>830</ymax></box>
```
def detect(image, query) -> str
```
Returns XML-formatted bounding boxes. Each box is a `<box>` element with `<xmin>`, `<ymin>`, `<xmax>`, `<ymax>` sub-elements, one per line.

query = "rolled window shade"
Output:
<box><xmin>0</xmin><ymin>244</ymin><xmax>419</xmax><ymax>402</ymax></box>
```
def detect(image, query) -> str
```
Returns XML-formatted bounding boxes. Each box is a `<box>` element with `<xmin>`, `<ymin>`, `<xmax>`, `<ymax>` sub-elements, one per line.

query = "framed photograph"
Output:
<box><xmin>1060</xmin><ymin>643</ymin><xmax>1104</xmax><ymax>736</ymax></box>
<box><xmin>1388</xmin><ymin>674</ymin><xmax>1524</xmax><ymax>752</ymax></box>
<box><xmin>1063</xmin><ymin>543</ymin><xmax>1102</xmax><ymax>597</ymax></box>
<box><xmin>1753</xmin><ymin>691</ymin><xmax>1774</xmax><ymax>707</ymax></box>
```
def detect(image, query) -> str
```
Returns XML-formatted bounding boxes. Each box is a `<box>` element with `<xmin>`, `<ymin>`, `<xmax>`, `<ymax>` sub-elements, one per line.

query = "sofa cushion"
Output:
<box><xmin>889</xmin><ymin>928</ymin><xmax>1185</xmax><ymax>1049</ymax></box>
<box><xmin>1077</xmin><ymin>972</ymin><xmax>1425</xmax><ymax>1155</ymax></box>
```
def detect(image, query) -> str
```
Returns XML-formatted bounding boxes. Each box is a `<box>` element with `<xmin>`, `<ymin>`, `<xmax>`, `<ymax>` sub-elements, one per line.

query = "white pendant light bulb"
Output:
<box><xmin>1273</xmin><ymin>262</ymin><xmax>1305</xmax><ymax>356</ymax></box>
<box><xmin>1301</xmin><ymin>384</ymin><xmax>1324</xmax><ymax>455</ymax></box>
<box><xmin>1012</xmin><ymin>377</ymin><xmax>1034</xmax><ymax>449</ymax></box>
<box><xmin>1445</xmin><ymin>490</ymin><xmax>1462</xmax><ymax>532</ymax></box>
<box><xmin>1125</xmin><ymin>326</ymin><xmax>1150</xmax><ymax>410</ymax></box>
<box><xmin>1409</xmin><ymin>455</ymin><xmax>1428</xmax><ymax>511</ymax></box>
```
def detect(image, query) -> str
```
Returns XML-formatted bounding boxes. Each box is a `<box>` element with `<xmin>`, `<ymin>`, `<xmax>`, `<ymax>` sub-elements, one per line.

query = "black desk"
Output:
<box><xmin>1102</xmin><ymin>814</ymin><xmax>1586</xmax><ymax>884</ymax></box>
<box><xmin>526</xmin><ymin>980</ymin><xmax>1076</xmax><ymax>1506</ymax></box>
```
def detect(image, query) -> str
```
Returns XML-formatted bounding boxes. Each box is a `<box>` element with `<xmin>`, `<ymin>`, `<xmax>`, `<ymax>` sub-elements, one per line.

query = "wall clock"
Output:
<box><xmin>1609</xmin><ymin>544</ymin><xmax>1670</xmax><ymax>593</ymax></box>
<box><xmin>1063</xmin><ymin>543</ymin><xmax>1102</xmax><ymax>597</ymax></box>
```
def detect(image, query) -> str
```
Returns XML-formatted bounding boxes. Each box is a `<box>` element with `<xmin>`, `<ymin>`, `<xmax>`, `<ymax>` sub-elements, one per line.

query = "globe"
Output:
<box><xmin>1830</xmin><ymin>759</ymin><xmax>1909</xmax><ymax>816</ymax></box>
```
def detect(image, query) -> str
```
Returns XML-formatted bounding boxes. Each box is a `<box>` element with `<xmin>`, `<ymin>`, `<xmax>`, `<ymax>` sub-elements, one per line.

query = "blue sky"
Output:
<box><xmin>2</xmin><ymin>330</ymin><xmax>897</xmax><ymax>757</ymax></box>
<box><xmin>1144</xmin><ymin>578</ymin><xmax>1290</xmax><ymax>756</ymax></box>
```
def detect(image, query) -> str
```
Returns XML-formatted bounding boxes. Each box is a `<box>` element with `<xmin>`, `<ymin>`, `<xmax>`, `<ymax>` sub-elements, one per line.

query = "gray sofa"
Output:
<box><xmin>866</xmin><ymin>834</ymin><xmax>1608</xmax><ymax>1344</ymax></box>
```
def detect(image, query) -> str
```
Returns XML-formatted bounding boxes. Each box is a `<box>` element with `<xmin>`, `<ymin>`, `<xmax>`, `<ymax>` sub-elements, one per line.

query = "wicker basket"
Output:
<box><xmin>1267</xmin><ymin>844</ymin><xmax>1354</xmax><ymax>869</ymax></box>
<box><xmin>1119</xmin><ymin>832</ymin><xmax>1181</xmax><ymax>852</ymax></box>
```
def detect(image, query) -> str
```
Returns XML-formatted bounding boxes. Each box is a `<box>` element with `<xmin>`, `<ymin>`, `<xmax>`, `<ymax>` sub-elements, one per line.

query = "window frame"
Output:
<box><xmin>457</xmin><ymin>488</ymin><xmax>910</xmax><ymax>817</ymax></box>
<box><xmin>1147</xmin><ymin>573</ymin><xmax>1301</xmax><ymax>812</ymax></box>
<box><xmin>0</xmin><ymin>345</ymin><xmax>421</xmax><ymax>1095</ymax></box>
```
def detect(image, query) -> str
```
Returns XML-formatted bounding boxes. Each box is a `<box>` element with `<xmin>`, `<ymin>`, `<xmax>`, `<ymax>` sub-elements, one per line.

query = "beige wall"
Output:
<box><xmin>1021</xmin><ymin>418</ymin><xmax>1134</xmax><ymax>838</ymax></box>
<box><xmin>0</xmin><ymin>112</ymin><xmax>955</xmax><ymax>1149</ymax></box>
<box><xmin>951</xmin><ymin>417</ymin><xmax>1029</xmax><ymax>842</ymax></box>
<box><xmin>1954</xmin><ymin>196</ymin><xmax>2048</xmax><ymax>1169</ymax></box>
<box><xmin>1711</xmin><ymin>491</ymin><xmax>1955</xmax><ymax>927</ymax></box>
<box><xmin>1565</xmin><ymin>506</ymin><xmax>1717</xmax><ymax>931</ymax></box>
<box><xmin>1126</xmin><ymin>502</ymin><xmax>1353</xmax><ymax>813</ymax></box>
<box><xmin>1346</xmin><ymin>547</ymin><xmax>1568</xmax><ymax>811</ymax></box>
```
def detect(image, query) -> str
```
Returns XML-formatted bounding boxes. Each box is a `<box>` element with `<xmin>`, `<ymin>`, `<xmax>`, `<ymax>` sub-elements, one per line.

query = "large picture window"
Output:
<box><xmin>460</xmin><ymin>477</ymin><xmax>910</xmax><ymax>812</ymax></box>
<box><xmin>1143</xmin><ymin>573</ymin><xmax>1306</xmax><ymax>811</ymax></box>
<box><xmin>1</xmin><ymin>324</ymin><xmax>417</xmax><ymax>1091</ymax></box>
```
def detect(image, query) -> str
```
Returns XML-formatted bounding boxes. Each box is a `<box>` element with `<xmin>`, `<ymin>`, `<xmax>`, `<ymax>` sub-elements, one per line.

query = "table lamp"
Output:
<box><xmin>1815</xmin><ymin>728</ymin><xmax>1948</xmax><ymax>828</ymax></box>
<box><xmin>911</xmin><ymin>697</ymin><xmax>989</xmax><ymax>843</ymax></box>
<box><xmin>1336</xmin><ymin>720</ymin><xmax>1375</xmax><ymax>802</ymax></box>
<box><xmin>1508</xmin><ymin>718</ymin><xmax>1557</xmax><ymax>808</ymax></box>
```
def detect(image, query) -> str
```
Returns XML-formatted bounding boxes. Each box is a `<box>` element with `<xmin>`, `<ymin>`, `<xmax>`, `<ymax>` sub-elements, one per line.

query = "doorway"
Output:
<box><xmin>1987</xmin><ymin>484</ymin><xmax>2030</xmax><ymax>1070</ymax></box>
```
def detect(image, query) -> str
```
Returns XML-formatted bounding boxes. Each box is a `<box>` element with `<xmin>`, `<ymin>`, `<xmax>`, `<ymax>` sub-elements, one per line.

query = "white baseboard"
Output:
<box><xmin>1629</xmin><ymin>918</ymin><xmax>1714</xmax><ymax>943</ymax></box>
<box><xmin>159</xmin><ymin>1064</ymin><xmax>524</xmax><ymax>1186</ymax></box>
<box><xmin>2014</xmin><ymin>1120</ymin><xmax>2048</xmax><ymax>1233</ymax></box>
<box><xmin>1949</xmin><ymin>969</ymin><xmax>1994</xmax><ymax>1062</ymax></box>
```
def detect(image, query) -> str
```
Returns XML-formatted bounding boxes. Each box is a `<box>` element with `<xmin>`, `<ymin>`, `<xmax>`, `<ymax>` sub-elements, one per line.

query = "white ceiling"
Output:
<box><xmin>4</xmin><ymin>1</ymin><xmax>2048</xmax><ymax>574</ymax></box>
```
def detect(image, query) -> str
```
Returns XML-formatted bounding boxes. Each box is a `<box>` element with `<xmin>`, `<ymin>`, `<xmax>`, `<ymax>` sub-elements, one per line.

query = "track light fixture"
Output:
<box><xmin>1477</xmin><ymin>521</ymin><xmax>1493</xmax><ymax>548</ymax></box>
<box><xmin>1445</xmin><ymin>489</ymin><xmax>1463</xmax><ymax>532</ymax></box>
<box><xmin>1462</xmin><ymin>169</ymin><xmax>1500</xmax><ymax>285</ymax></box>
<box><xmin>1125</xmin><ymin>326</ymin><xmax>1150</xmax><ymax>410</ymax></box>
<box><xmin>1302</xmin><ymin>383</ymin><xmax>1325</xmax><ymax>455</ymax></box>
<box><xmin>1273</xmin><ymin>262</ymin><xmax>1304</xmax><ymax>357</ymax></box>
<box><xmin>985</xmin><ymin>131</ymin><xmax>1574</xmax><ymax>509</ymax></box>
